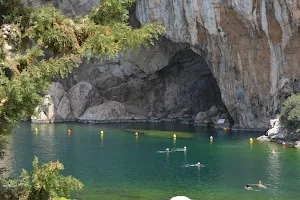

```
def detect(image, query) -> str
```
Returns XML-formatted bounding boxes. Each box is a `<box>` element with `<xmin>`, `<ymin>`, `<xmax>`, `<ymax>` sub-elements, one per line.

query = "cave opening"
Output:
<box><xmin>143</xmin><ymin>48</ymin><xmax>235</xmax><ymax>127</ymax></box>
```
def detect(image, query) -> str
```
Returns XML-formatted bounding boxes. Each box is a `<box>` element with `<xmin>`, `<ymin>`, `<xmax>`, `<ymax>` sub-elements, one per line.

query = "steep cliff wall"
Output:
<box><xmin>136</xmin><ymin>0</ymin><xmax>300</xmax><ymax>129</ymax></box>
<box><xmin>28</xmin><ymin>0</ymin><xmax>300</xmax><ymax>129</ymax></box>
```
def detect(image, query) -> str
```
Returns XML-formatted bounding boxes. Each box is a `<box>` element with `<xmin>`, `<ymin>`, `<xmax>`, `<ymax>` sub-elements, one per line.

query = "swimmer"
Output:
<box><xmin>184</xmin><ymin>146</ymin><xmax>187</xmax><ymax>150</ymax></box>
<box><xmin>210</xmin><ymin>136</ymin><xmax>213</xmax><ymax>141</ymax></box>
<box><xmin>195</xmin><ymin>162</ymin><xmax>201</xmax><ymax>167</ymax></box>
<box><xmin>166</xmin><ymin>148</ymin><xmax>169</xmax><ymax>152</ymax></box>
<box><xmin>271</xmin><ymin>149</ymin><xmax>276</xmax><ymax>154</ymax></box>
<box><xmin>244</xmin><ymin>184</ymin><xmax>252</xmax><ymax>190</ymax></box>
<box><xmin>257</xmin><ymin>180</ymin><xmax>267</xmax><ymax>188</ymax></box>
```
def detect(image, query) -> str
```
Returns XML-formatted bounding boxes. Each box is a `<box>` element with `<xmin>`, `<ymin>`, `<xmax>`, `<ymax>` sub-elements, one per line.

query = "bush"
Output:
<box><xmin>281</xmin><ymin>94</ymin><xmax>300</xmax><ymax>130</ymax></box>
<box><xmin>0</xmin><ymin>156</ymin><xmax>83</xmax><ymax>200</ymax></box>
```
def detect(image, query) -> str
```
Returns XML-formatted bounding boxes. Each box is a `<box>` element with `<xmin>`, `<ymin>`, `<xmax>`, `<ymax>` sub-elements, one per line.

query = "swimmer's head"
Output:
<box><xmin>246</xmin><ymin>184</ymin><xmax>250</xmax><ymax>187</ymax></box>
<box><xmin>184</xmin><ymin>146</ymin><xmax>186</xmax><ymax>149</ymax></box>
<box><xmin>258</xmin><ymin>181</ymin><xmax>262</xmax><ymax>184</ymax></box>
<box><xmin>197</xmin><ymin>162</ymin><xmax>200</xmax><ymax>165</ymax></box>
<box><xmin>166</xmin><ymin>148</ymin><xmax>169</xmax><ymax>151</ymax></box>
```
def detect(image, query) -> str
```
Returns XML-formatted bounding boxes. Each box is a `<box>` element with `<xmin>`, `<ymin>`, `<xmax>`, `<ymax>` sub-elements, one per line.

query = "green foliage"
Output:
<box><xmin>89</xmin><ymin>0</ymin><xmax>135</xmax><ymax>25</ymax></box>
<box><xmin>281</xmin><ymin>94</ymin><xmax>300</xmax><ymax>130</ymax></box>
<box><xmin>0</xmin><ymin>0</ymin><xmax>164</xmax><ymax>138</ymax></box>
<box><xmin>0</xmin><ymin>157</ymin><xmax>83</xmax><ymax>200</ymax></box>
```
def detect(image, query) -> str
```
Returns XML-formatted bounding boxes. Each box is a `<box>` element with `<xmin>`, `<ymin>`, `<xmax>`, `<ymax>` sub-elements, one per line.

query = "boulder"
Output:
<box><xmin>257</xmin><ymin>135</ymin><xmax>270</xmax><ymax>142</ymax></box>
<box><xmin>55</xmin><ymin>95</ymin><xmax>71</xmax><ymax>119</ymax></box>
<box><xmin>48</xmin><ymin>82</ymin><xmax>65</xmax><ymax>109</ymax></box>
<box><xmin>79</xmin><ymin>101</ymin><xmax>129</xmax><ymax>120</ymax></box>
<box><xmin>38</xmin><ymin>111</ymin><xmax>48</xmax><ymax>120</ymax></box>
<box><xmin>67</xmin><ymin>82</ymin><xmax>100</xmax><ymax>118</ymax></box>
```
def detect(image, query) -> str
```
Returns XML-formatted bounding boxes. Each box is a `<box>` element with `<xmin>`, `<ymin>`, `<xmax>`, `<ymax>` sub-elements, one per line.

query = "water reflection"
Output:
<box><xmin>196</xmin><ymin>165</ymin><xmax>201</xmax><ymax>180</ymax></box>
<box><xmin>100</xmin><ymin>134</ymin><xmax>104</xmax><ymax>147</ymax></box>
<box><xmin>135</xmin><ymin>135</ymin><xmax>138</xmax><ymax>149</ymax></box>
<box><xmin>267</xmin><ymin>143</ymin><xmax>281</xmax><ymax>193</ymax></box>
<box><xmin>31</xmin><ymin>124</ymin><xmax>56</xmax><ymax>162</ymax></box>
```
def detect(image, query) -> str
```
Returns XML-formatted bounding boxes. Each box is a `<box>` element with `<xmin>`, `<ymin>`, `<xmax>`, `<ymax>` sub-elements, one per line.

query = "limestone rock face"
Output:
<box><xmin>136</xmin><ymin>0</ymin><xmax>300</xmax><ymax>129</ymax></box>
<box><xmin>257</xmin><ymin>118</ymin><xmax>288</xmax><ymax>142</ymax></box>
<box><xmin>67</xmin><ymin>82</ymin><xmax>102</xmax><ymax>118</ymax></box>
<box><xmin>55</xmin><ymin>95</ymin><xmax>71</xmax><ymax>119</ymax></box>
<box><xmin>48</xmin><ymin>82</ymin><xmax>65</xmax><ymax>109</ymax></box>
<box><xmin>30</xmin><ymin>0</ymin><xmax>300</xmax><ymax>129</ymax></box>
<box><xmin>79</xmin><ymin>101</ymin><xmax>129</xmax><ymax>120</ymax></box>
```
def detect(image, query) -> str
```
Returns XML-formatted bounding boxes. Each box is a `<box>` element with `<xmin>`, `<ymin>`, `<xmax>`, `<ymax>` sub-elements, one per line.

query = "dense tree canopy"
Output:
<box><xmin>0</xmin><ymin>0</ymin><xmax>164</xmax><ymax>140</ymax></box>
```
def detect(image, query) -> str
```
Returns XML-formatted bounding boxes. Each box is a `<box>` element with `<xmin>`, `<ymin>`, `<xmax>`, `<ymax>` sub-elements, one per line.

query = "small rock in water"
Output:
<box><xmin>170</xmin><ymin>196</ymin><xmax>191</xmax><ymax>200</ymax></box>
<box><xmin>257</xmin><ymin>135</ymin><xmax>270</xmax><ymax>142</ymax></box>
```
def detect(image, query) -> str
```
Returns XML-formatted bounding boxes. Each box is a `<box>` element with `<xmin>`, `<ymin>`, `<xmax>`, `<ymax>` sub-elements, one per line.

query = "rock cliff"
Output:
<box><xmin>28</xmin><ymin>0</ymin><xmax>300</xmax><ymax>129</ymax></box>
<box><xmin>136</xmin><ymin>0</ymin><xmax>300</xmax><ymax>129</ymax></box>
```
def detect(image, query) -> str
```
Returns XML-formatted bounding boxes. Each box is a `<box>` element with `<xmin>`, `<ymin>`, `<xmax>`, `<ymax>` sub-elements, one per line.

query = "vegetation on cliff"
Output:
<box><xmin>281</xmin><ymin>94</ymin><xmax>300</xmax><ymax>139</ymax></box>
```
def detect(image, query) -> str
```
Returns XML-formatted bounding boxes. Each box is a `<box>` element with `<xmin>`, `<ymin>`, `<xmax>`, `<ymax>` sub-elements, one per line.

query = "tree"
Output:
<box><xmin>281</xmin><ymin>94</ymin><xmax>300</xmax><ymax>132</ymax></box>
<box><xmin>0</xmin><ymin>0</ymin><xmax>165</xmax><ymax>140</ymax></box>
<box><xmin>0</xmin><ymin>156</ymin><xmax>83</xmax><ymax>200</ymax></box>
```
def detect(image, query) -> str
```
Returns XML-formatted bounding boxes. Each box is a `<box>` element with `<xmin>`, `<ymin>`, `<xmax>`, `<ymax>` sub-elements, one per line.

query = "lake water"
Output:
<box><xmin>2</xmin><ymin>122</ymin><xmax>300</xmax><ymax>200</ymax></box>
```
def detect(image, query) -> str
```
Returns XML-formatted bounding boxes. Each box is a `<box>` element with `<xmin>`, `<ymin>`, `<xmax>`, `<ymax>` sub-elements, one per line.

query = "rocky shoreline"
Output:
<box><xmin>31</xmin><ymin>117</ymin><xmax>267</xmax><ymax>132</ymax></box>
<box><xmin>257</xmin><ymin>118</ymin><xmax>300</xmax><ymax>148</ymax></box>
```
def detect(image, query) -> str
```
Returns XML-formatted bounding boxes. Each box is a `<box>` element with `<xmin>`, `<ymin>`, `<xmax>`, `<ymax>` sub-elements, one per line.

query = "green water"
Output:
<box><xmin>4</xmin><ymin>122</ymin><xmax>300</xmax><ymax>200</ymax></box>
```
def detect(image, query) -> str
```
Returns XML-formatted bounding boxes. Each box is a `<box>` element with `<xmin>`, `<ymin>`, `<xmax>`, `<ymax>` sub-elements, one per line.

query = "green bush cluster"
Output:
<box><xmin>281</xmin><ymin>94</ymin><xmax>300</xmax><ymax>131</ymax></box>
<box><xmin>0</xmin><ymin>156</ymin><xmax>83</xmax><ymax>200</ymax></box>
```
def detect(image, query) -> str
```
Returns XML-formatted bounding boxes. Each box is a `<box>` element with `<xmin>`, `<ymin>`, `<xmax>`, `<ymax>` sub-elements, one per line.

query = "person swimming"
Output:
<box><xmin>195</xmin><ymin>162</ymin><xmax>201</xmax><ymax>167</ymax></box>
<box><xmin>244</xmin><ymin>184</ymin><xmax>252</xmax><ymax>190</ymax></box>
<box><xmin>271</xmin><ymin>149</ymin><xmax>276</xmax><ymax>154</ymax></box>
<box><xmin>257</xmin><ymin>180</ymin><xmax>267</xmax><ymax>188</ymax></box>
<box><xmin>166</xmin><ymin>148</ymin><xmax>169</xmax><ymax>152</ymax></box>
<box><xmin>184</xmin><ymin>146</ymin><xmax>187</xmax><ymax>150</ymax></box>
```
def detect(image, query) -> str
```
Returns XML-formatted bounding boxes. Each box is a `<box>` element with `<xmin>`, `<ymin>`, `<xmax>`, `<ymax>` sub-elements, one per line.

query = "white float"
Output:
<box><xmin>170</xmin><ymin>196</ymin><xmax>191</xmax><ymax>200</ymax></box>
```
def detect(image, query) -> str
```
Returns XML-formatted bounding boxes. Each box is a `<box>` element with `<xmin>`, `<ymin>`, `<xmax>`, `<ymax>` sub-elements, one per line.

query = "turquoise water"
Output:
<box><xmin>4</xmin><ymin>122</ymin><xmax>300</xmax><ymax>200</ymax></box>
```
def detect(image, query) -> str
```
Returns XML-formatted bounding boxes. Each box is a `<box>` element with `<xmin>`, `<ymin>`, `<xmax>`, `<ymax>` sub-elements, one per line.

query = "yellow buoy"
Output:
<box><xmin>68</xmin><ymin>129</ymin><xmax>71</xmax><ymax>133</ymax></box>
<box><xmin>135</xmin><ymin>132</ymin><xmax>138</xmax><ymax>136</ymax></box>
<box><xmin>34</xmin><ymin>128</ymin><xmax>38</xmax><ymax>132</ymax></box>
<box><xmin>173</xmin><ymin>134</ymin><xmax>176</xmax><ymax>138</ymax></box>
<box><xmin>100</xmin><ymin>130</ymin><xmax>104</xmax><ymax>134</ymax></box>
<box><xmin>250</xmin><ymin>138</ymin><xmax>253</xmax><ymax>143</ymax></box>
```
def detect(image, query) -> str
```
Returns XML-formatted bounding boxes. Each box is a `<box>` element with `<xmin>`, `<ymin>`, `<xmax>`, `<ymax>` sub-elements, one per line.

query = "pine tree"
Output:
<box><xmin>0</xmin><ymin>0</ymin><xmax>165</xmax><ymax>140</ymax></box>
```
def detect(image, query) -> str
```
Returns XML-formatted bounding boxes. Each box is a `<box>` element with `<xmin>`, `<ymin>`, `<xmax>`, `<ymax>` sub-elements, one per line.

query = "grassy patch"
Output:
<box><xmin>124</xmin><ymin>129</ymin><xmax>194</xmax><ymax>139</ymax></box>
